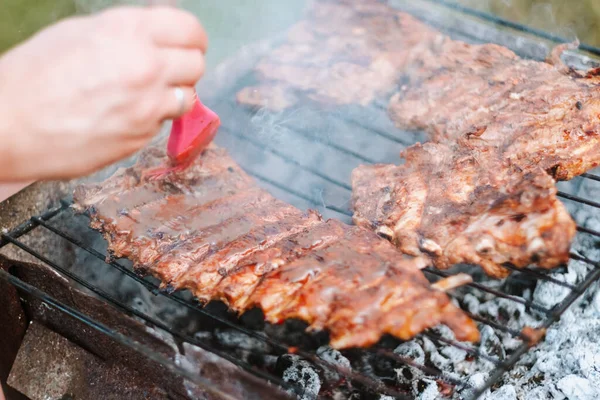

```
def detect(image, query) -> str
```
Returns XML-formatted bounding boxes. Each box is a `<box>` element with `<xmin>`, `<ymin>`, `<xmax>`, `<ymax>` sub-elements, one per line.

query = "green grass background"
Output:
<box><xmin>460</xmin><ymin>0</ymin><xmax>600</xmax><ymax>45</ymax></box>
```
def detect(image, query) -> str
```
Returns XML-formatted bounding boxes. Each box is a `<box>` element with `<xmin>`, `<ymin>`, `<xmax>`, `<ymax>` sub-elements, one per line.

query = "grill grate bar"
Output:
<box><xmin>499</xmin><ymin>263</ymin><xmax>576</xmax><ymax>290</ymax></box>
<box><xmin>0</xmin><ymin>268</ymin><xmax>243</xmax><ymax>400</ymax></box>
<box><xmin>330</xmin><ymin>113</ymin><xmax>412</xmax><ymax>146</ymax></box>
<box><xmin>221</xmin><ymin>125</ymin><xmax>352</xmax><ymax>191</ymax></box>
<box><xmin>464</xmin><ymin>312</ymin><xmax>526</xmax><ymax>339</ymax></box>
<box><xmin>423</xmin><ymin>332</ymin><xmax>502</xmax><ymax>365</ymax></box>
<box><xmin>468</xmin><ymin>340</ymin><xmax>531</xmax><ymax>399</ymax></box>
<box><xmin>372</xmin><ymin>348</ymin><xmax>469</xmax><ymax>388</ymax></box>
<box><xmin>569</xmin><ymin>253</ymin><xmax>600</xmax><ymax>277</ymax></box>
<box><xmin>581</xmin><ymin>173</ymin><xmax>600</xmax><ymax>182</ymax></box>
<box><xmin>0</xmin><ymin>229</ymin><xmax>294</xmax><ymax>392</ymax></box>
<box><xmin>423</xmin><ymin>268</ymin><xmax>551</xmax><ymax>314</ymax></box>
<box><xmin>577</xmin><ymin>225</ymin><xmax>600</xmax><ymax>238</ymax></box>
<box><xmin>285</xmin><ymin>125</ymin><xmax>378</xmax><ymax>164</ymax></box>
<box><xmin>546</xmin><ymin>256</ymin><xmax>600</xmax><ymax>320</ymax></box>
<box><xmin>247</xmin><ymin>167</ymin><xmax>353</xmax><ymax>217</ymax></box>
<box><xmin>558</xmin><ymin>191</ymin><xmax>600</xmax><ymax>209</ymax></box>
<box><xmin>35</xmin><ymin>210</ymin><xmax>415</xmax><ymax>399</ymax></box>
<box><xmin>0</xmin><ymin>204</ymin><xmax>64</xmax><ymax>247</ymax></box>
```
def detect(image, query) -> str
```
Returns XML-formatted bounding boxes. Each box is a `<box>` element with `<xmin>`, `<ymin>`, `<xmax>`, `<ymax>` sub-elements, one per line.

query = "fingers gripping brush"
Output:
<box><xmin>145</xmin><ymin>92</ymin><xmax>221</xmax><ymax>179</ymax></box>
<box><xmin>143</xmin><ymin>0</ymin><xmax>220</xmax><ymax>179</ymax></box>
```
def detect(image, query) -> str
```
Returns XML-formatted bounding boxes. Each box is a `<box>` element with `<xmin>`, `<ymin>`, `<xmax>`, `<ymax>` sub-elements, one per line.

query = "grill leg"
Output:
<box><xmin>0</xmin><ymin>260</ymin><xmax>28</xmax><ymax>400</ymax></box>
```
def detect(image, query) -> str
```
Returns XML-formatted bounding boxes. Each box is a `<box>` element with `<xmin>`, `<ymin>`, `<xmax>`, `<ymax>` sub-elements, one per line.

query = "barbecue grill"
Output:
<box><xmin>2</xmin><ymin>1</ymin><xmax>600</xmax><ymax>399</ymax></box>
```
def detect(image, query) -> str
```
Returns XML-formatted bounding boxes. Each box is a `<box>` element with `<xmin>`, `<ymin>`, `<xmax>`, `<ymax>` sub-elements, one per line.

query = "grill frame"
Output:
<box><xmin>3</xmin><ymin>1</ymin><xmax>600</xmax><ymax>399</ymax></box>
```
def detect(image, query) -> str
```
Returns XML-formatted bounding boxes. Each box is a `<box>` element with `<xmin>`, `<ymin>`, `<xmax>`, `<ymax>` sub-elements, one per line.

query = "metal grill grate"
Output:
<box><xmin>3</xmin><ymin>1</ymin><xmax>600</xmax><ymax>399</ymax></box>
<box><xmin>2</xmin><ymin>187</ymin><xmax>600</xmax><ymax>399</ymax></box>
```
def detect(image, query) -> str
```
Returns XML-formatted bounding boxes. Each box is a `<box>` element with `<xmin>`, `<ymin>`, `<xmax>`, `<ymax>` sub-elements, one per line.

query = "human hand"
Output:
<box><xmin>0</xmin><ymin>5</ymin><xmax>207</xmax><ymax>181</ymax></box>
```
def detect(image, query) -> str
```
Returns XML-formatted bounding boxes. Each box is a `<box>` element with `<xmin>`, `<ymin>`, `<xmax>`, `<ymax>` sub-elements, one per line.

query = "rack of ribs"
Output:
<box><xmin>73</xmin><ymin>145</ymin><xmax>480</xmax><ymax>348</ymax></box>
<box><xmin>236</xmin><ymin>0</ymin><xmax>442</xmax><ymax>110</ymax></box>
<box><xmin>351</xmin><ymin>142</ymin><xmax>575</xmax><ymax>278</ymax></box>
<box><xmin>351</xmin><ymin>9</ymin><xmax>600</xmax><ymax>277</ymax></box>
<box><xmin>386</xmin><ymin>36</ymin><xmax>600</xmax><ymax>181</ymax></box>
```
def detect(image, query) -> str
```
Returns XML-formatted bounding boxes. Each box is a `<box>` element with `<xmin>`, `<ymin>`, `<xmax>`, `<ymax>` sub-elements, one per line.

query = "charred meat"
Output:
<box><xmin>73</xmin><ymin>145</ymin><xmax>480</xmax><ymax>348</ymax></box>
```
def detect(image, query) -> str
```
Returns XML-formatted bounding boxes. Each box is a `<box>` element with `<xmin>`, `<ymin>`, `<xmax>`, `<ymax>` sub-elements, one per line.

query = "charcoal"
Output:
<box><xmin>394</xmin><ymin>341</ymin><xmax>425</xmax><ymax>365</ymax></box>
<box><xmin>479</xmin><ymin>326</ymin><xmax>506</xmax><ymax>361</ymax></box>
<box><xmin>486</xmin><ymin>385</ymin><xmax>517</xmax><ymax>400</ymax></box>
<box><xmin>265</xmin><ymin>319</ymin><xmax>328</xmax><ymax>350</ymax></box>
<box><xmin>316</xmin><ymin>345</ymin><xmax>351</xmax><ymax>383</ymax></box>
<box><xmin>239</xmin><ymin>308</ymin><xmax>266</xmax><ymax>331</ymax></box>
<box><xmin>276</xmin><ymin>354</ymin><xmax>322</xmax><ymax>400</ymax></box>
<box><xmin>393</xmin><ymin>341</ymin><xmax>426</xmax><ymax>390</ymax></box>
<box><xmin>415</xmin><ymin>378</ymin><xmax>439</xmax><ymax>400</ymax></box>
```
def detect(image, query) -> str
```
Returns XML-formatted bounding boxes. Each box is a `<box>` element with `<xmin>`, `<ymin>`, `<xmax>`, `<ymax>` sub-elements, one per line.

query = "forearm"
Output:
<box><xmin>0</xmin><ymin>52</ymin><xmax>64</xmax><ymax>183</ymax></box>
<box><xmin>0</xmin><ymin>111</ymin><xmax>36</xmax><ymax>193</ymax></box>
<box><xmin>0</xmin><ymin>59</ymin><xmax>36</xmax><ymax>182</ymax></box>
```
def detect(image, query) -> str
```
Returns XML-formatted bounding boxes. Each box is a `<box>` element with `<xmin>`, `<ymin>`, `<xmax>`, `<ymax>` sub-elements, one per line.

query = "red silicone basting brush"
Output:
<box><xmin>146</xmin><ymin>92</ymin><xmax>220</xmax><ymax>179</ymax></box>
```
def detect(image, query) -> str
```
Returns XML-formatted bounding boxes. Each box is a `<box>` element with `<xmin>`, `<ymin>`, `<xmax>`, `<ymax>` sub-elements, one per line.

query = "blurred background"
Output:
<box><xmin>1</xmin><ymin>0</ymin><xmax>599</xmax><ymax>72</ymax></box>
<box><xmin>0</xmin><ymin>0</ymin><xmax>306</xmax><ymax>73</ymax></box>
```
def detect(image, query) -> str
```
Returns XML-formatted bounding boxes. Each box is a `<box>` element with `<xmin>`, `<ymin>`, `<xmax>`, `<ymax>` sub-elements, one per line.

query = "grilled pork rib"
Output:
<box><xmin>352</xmin><ymin>10</ymin><xmax>600</xmax><ymax>276</ymax></box>
<box><xmin>236</xmin><ymin>1</ymin><xmax>441</xmax><ymax>109</ymax></box>
<box><xmin>351</xmin><ymin>143</ymin><xmax>575</xmax><ymax>278</ymax></box>
<box><xmin>73</xmin><ymin>145</ymin><xmax>479</xmax><ymax>348</ymax></box>
<box><xmin>387</xmin><ymin>37</ymin><xmax>600</xmax><ymax>181</ymax></box>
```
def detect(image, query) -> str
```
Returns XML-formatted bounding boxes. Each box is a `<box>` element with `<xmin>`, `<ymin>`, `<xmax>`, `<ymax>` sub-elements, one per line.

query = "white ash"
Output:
<box><xmin>316</xmin><ymin>345</ymin><xmax>351</xmax><ymax>382</ymax></box>
<box><xmin>408</xmin><ymin>255</ymin><xmax>600</xmax><ymax>400</ymax></box>
<box><xmin>394</xmin><ymin>340</ymin><xmax>427</xmax><ymax>391</ymax></box>
<box><xmin>418</xmin><ymin>378</ymin><xmax>441</xmax><ymax>400</ymax></box>
<box><xmin>193</xmin><ymin>331</ymin><xmax>213</xmax><ymax>341</ymax></box>
<box><xmin>214</xmin><ymin>328</ymin><xmax>271</xmax><ymax>353</ymax></box>
<box><xmin>557</xmin><ymin>375</ymin><xmax>595</xmax><ymax>400</ymax></box>
<box><xmin>459</xmin><ymin>373</ymin><xmax>490</xmax><ymax>400</ymax></box>
<box><xmin>280</xmin><ymin>355</ymin><xmax>321</xmax><ymax>400</ymax></box>
<box><xmin>487</xmin><ymin>384</ymin><xmax>517</xmax><ymax>400</ymax></box>
<box><xmin>383</xmin><ymin>177</ymin><xmax>600</xmax><ymax>400</ymax></box>
<box><xmin>213</xmin><ymin>328</ymin><xmax>272</xmax><ymax>366</ymax></box>
<box><xmin>388</xmin><ymin>268</ymin><xmax>593</xmax><ymax>400</ymax></box>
